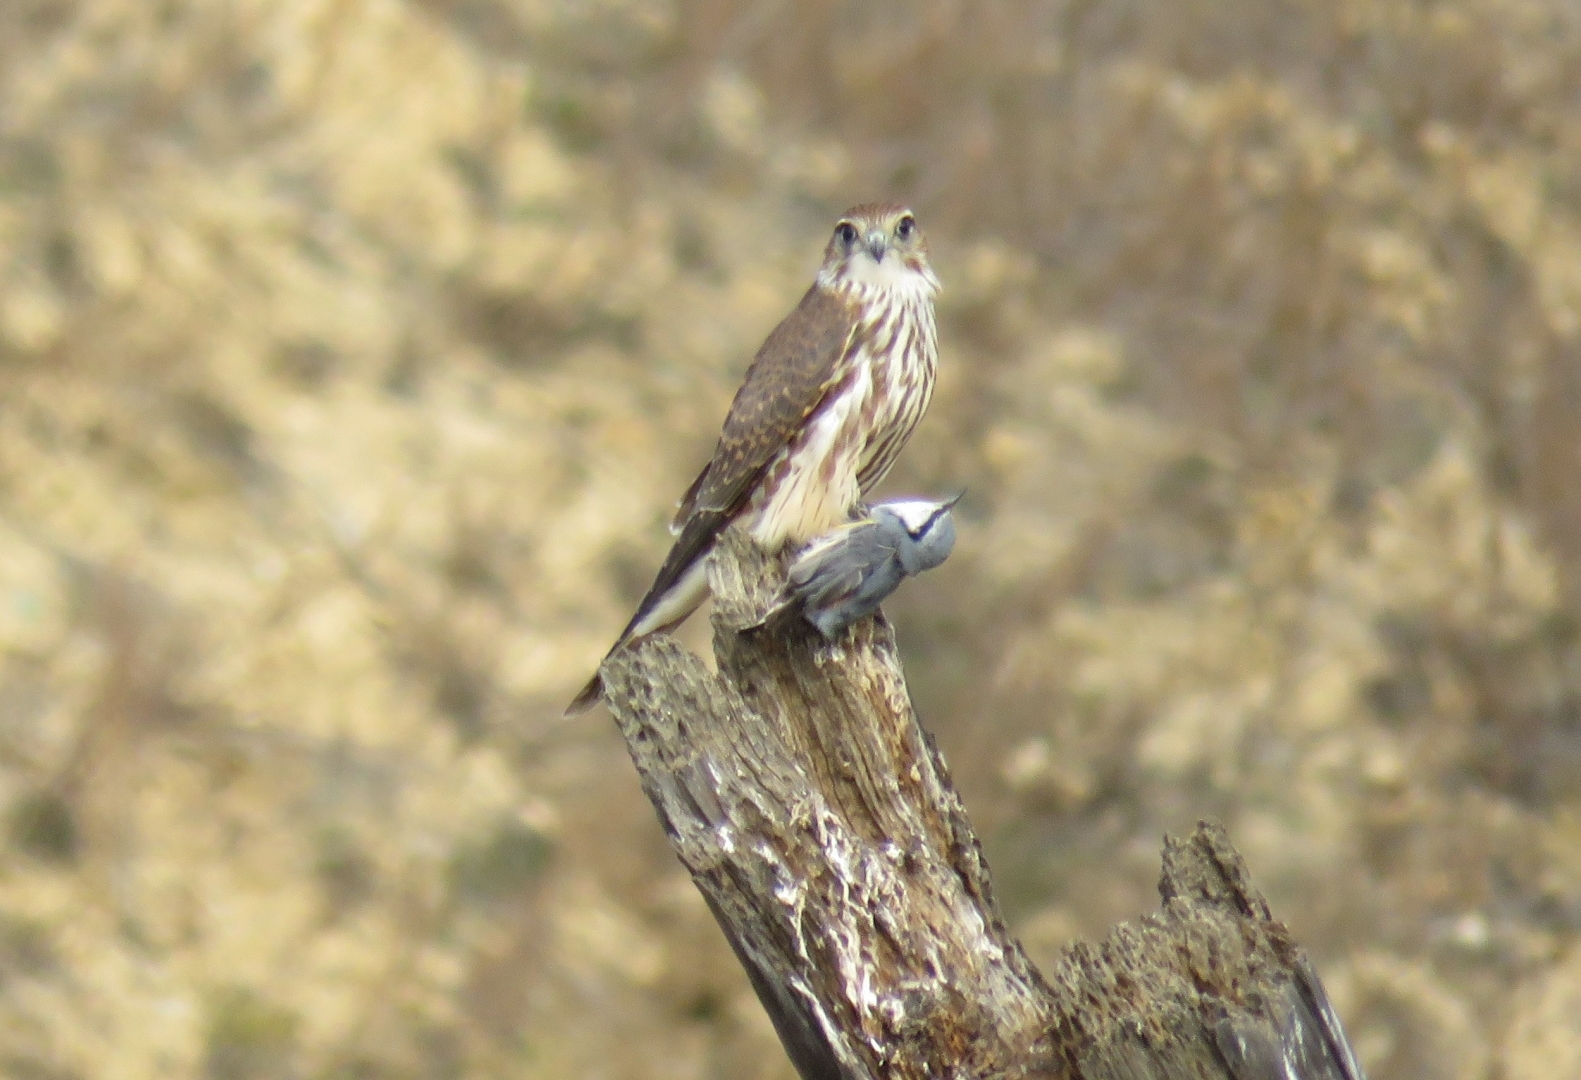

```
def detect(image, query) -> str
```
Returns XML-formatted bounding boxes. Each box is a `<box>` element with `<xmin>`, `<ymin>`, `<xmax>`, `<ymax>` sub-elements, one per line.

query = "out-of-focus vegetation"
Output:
<box><xmin>1</xmin><ymin>0</ymin><xmax>1579</xmax><ymax>1076</ymax></box>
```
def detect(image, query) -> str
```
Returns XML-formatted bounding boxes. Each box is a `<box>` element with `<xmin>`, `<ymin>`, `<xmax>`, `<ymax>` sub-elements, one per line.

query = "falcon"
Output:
<box><xmin>566</xmin><ymin>203</ymin><xmax>941</xmax><ymax>715</ymax></box>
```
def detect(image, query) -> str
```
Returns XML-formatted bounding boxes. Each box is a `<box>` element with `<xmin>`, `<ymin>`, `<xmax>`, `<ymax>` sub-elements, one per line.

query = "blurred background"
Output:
<box><xmin>2</xmin><ymin>0</ymin><xmax>1580</xmax><ymax>1077</ymax></box>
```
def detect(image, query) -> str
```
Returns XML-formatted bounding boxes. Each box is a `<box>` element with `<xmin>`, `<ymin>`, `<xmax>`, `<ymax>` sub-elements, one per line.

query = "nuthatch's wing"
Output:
<box><xmin>785</xmin><ymin>495</ymin><xmax>960</xmax><ymax>638</ymax></box>
<box><xmin>743</xmin><ymin>519</ymin><xmax>878</xmax><ymax>633</ymax></box>
<box><xmin>790</xmin><ymin>519</ymin><xmax>902</xmax><ymax>638</ymax></box>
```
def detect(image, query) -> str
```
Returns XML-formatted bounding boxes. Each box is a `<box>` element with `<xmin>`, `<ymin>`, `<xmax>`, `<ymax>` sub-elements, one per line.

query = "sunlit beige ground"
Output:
<box><xmin>2</xmin><ymin>1</ymin><xmax>1580</xmax><ymax>1077</ymax></box>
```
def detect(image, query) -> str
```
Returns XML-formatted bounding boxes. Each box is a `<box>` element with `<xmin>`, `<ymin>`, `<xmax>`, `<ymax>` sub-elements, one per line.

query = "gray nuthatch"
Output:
<box><xmin>768</xmin><ymin>494</ymin><xmax>961</xmax><ymax>639</ymax></box>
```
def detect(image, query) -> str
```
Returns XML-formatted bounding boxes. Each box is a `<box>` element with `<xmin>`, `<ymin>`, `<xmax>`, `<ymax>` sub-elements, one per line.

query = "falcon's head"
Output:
<box><xmin>818</xmin><ymin>203</ymin><xmax>940</xmax><ymax>297</ymax></box>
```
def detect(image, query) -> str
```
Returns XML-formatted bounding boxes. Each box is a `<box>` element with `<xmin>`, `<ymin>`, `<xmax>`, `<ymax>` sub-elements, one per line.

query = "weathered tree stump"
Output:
<box><xmin>601</xmin><ymin>531</ymin><xmax>1366</xmax><ymax>1080</ymax></box>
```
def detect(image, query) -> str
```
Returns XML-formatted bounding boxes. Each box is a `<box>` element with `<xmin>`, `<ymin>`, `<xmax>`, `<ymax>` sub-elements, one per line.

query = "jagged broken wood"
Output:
<box><xmin>600</xmin><ymin>530</ymin><xmax>1367</xmax><ymax>1080</ymax></box>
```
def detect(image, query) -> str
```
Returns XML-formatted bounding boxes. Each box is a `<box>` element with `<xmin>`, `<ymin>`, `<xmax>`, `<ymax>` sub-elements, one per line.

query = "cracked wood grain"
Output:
<box><xmin>599</xmin><ymin>530</ymin><xmax>1367</xmax><ymax>1080</ymax></box>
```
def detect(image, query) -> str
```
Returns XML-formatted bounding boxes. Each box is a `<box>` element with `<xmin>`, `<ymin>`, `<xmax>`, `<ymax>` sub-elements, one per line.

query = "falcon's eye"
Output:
<box><xmin>835</xmin><ymin>222</ymin><xmax>859</xmax><ymax>246</ymax></box>
<box><xmin>895</xmin><ymin>215</ymin><xmax>915</xmax><ymax>241</ymax></box>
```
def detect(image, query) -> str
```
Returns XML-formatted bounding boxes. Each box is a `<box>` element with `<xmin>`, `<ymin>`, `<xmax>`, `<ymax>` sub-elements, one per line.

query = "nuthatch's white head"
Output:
<box><xmin>781</xmin><ymin>494</ymin><xmax>961</xmax><ymax>639</ymax></box>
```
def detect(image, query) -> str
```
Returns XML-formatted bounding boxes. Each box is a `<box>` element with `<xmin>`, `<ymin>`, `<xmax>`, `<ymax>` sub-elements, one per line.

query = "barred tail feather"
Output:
<box><xmin>564</xmin><ymin>672</ymin><xmax>604</xmax><ymax>717</ymax></box>
<box><xmin>562</xmin><ymin>556</ymin><xmax>713</xmax><ymax>717</ymax></box>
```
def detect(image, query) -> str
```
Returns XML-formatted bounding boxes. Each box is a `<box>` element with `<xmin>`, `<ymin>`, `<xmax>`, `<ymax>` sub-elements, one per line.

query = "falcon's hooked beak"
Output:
<box><xmin>865</xmin><ymin>231</ymin><xmax>887</xmax><ymax>264</ymax></box>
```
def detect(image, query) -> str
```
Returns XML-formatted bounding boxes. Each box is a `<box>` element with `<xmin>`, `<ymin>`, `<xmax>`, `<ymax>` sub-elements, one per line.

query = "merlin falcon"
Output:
<box><xmin>566</xmin><ymin>203</ymin><xmax>941</xmax><ymax>715</ymax></box>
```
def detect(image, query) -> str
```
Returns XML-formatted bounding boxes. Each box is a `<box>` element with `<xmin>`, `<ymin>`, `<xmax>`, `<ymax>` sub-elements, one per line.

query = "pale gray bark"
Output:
<box><xmin>600</xmin><ymin>530</ymin><xmax>1366</xmax><ymax>1080</ymax></box>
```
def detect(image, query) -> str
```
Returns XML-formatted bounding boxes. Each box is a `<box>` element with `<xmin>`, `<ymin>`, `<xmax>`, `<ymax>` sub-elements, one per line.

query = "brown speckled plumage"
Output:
<box><xmin>567</xmin><ymin>204</ymin><xmax>940</xmax><ymax>715</ymax></box>
<box><xmin>671</xmin><ymin>285</ymin><xmax>861</xmax><ymax>530</ymax></box>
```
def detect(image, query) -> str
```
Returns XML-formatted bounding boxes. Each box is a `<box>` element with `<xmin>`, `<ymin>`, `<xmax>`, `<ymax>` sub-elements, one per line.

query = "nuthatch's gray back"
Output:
<box><xmin>783</xmin><ymin>495</ymin><xmax>961</xmax><ymax>638</ymax></box>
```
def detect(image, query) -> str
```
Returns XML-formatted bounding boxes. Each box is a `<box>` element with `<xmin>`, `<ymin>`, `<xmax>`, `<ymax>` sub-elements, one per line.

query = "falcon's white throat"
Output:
<box><xmin>818</xmin><ymin>251</ymin><xmax>941</xmax><ymax>299</ymax></box>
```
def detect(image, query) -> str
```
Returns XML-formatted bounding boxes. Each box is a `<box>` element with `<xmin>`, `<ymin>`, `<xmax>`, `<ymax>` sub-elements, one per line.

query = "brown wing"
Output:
<box><xmin>565</xmin><ymin>284</ymin><xmax>862</xmax><ymax>716</ymax></box>
<box><xmin>622</xmin><ymin>283</ymin><xmax>861</xmax><ymax>642</ymax></box>
<box><xmin>669</xmin><ymin>464</ymin><xmax>709</xmax><ymax>533</ymax></box>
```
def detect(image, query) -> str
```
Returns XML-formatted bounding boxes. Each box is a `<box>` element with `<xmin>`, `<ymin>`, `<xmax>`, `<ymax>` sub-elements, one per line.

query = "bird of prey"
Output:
<box><xmin>566</xmin><ymin>203</ymin><xmax>941</xmax><ymax>715</ymax></box>
<box><xmin>770</xmin><ymin>495</ymin><xmax>961</xmax><ymax>639</ymax></box>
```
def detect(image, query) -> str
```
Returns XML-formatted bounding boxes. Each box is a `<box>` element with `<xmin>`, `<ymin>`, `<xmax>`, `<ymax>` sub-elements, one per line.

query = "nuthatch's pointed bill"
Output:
<box><xmin>785</xmin><ymin>494</ymin><xmax>962</xmax><ymax>639</ymax></box>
